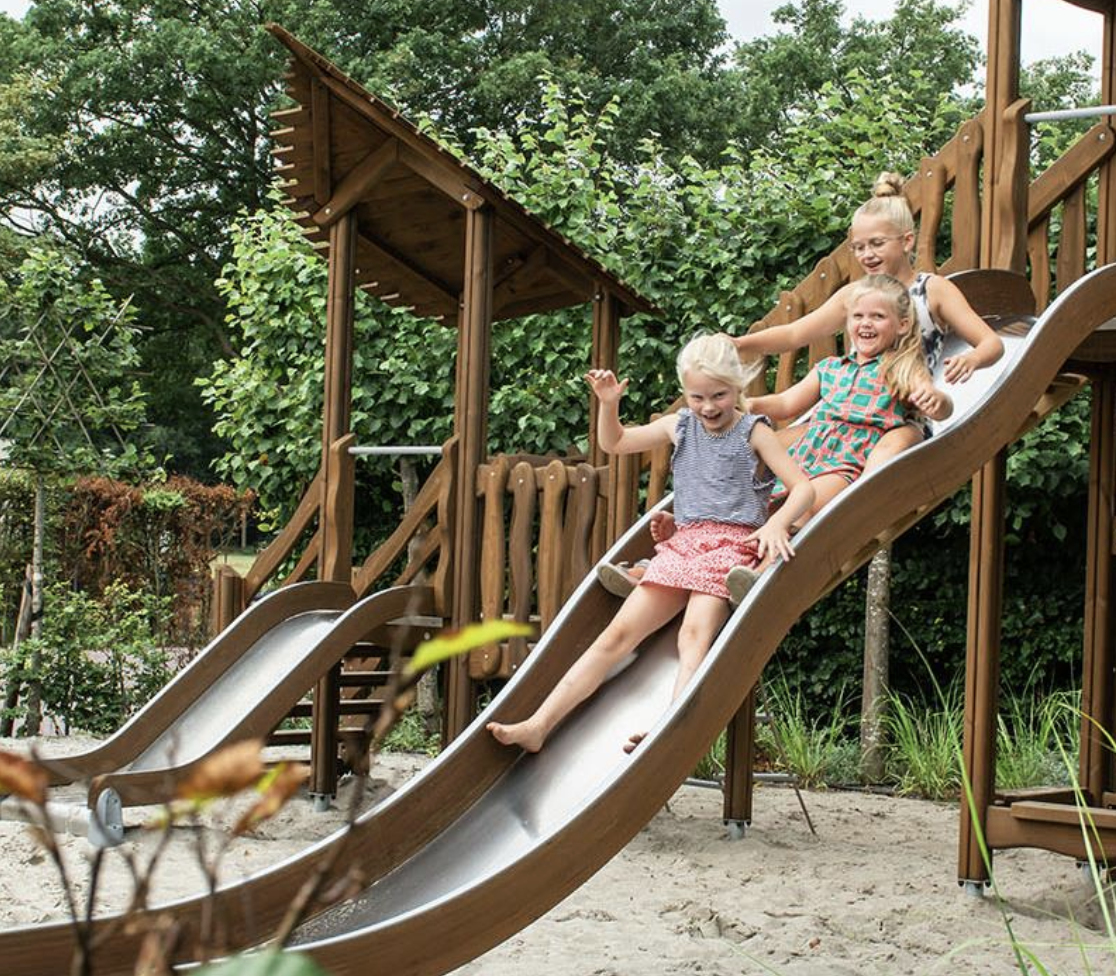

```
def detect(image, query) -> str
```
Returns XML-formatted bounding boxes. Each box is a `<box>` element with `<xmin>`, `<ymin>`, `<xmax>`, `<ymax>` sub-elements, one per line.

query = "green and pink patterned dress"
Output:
<box><xmin>774</xmin><ymin>352</ymin><xmax>911</xmax><ymax>497</ymax></box>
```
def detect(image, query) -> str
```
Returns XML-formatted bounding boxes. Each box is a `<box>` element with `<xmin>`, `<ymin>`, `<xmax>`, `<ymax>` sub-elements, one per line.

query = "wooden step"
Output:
<box><xmin>1008</xmin><ymin>800</ymin><xmax>1116</xmax><ymax>830</ymax></box>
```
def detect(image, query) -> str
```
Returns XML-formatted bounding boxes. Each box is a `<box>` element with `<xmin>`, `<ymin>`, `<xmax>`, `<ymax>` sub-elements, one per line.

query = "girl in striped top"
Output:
<box><xmin>487</xmin><ymin>334</ymin><xmax>814</xmax><ymax>754</ymax></box>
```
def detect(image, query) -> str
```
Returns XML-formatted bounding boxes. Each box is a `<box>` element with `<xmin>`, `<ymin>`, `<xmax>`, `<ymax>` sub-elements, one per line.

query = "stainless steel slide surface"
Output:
<box><xmin>3</xmin><ymin>267</ymin><xmax>1114</xmax><ymax>976</ymax></box>
<box><xmin>32</xmin><ymin>580</ymin><xmax>356</xmax><ymax>790</ymax></box>
<box><xmin>28</xmin><ymin>582</ymin><xmax>436</xmax><ymax>807</ymax></box>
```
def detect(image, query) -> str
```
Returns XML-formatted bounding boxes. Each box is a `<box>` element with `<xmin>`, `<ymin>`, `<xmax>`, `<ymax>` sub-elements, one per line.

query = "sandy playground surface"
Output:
<box><xmin>1</xmin><ymin>734</ymin><xmax>1113</xmax><ymax>975</ymax></box>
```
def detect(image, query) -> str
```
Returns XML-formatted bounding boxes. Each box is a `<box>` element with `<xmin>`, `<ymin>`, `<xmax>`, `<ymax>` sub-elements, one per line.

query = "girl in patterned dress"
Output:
<box><xmin>731</xmin><ymin>171</ymin><xmax>1001</xmax><ymax>471</ymax></box>
<box><xmin>750</xmin><ymin>274</ymin><xmax>953</xmax><ymax>520</ymax></box>
<box><xmin>487</xmin><ymin>334</ymin><xmax>815</xmax><ymax>754</ymax></box>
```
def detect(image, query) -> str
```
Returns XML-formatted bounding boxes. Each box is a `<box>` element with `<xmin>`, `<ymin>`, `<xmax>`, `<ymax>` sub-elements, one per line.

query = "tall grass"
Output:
<box><xmin>995</xmin><ymin>688</ymin><xmax>1080</xmax><ymax>791</ymax></box>
<box><xmin>758</xmin><ymin>678</ymin><xmax>858</xmax><ymax>788</ymax></box>
<box><xmin>884</xmin><ymin>682</ymin><xmax>964</xmax><ymax>798</ymax></box>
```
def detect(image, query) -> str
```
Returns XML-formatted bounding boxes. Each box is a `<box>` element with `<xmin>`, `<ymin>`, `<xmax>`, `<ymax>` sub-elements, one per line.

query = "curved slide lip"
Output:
<box><xmin>88</xmin><ymin>584</ymin><xmax>435</xmax><ymax>806</ymax></box>
<box><xmin>33</xmin><ymin>580</ymin><xmax>356</xmax><ymax>790</ymax></box>
<box><xmin>3</xmin><ymin>266</ymin><xmax>1115</xmax><ymax>976</ymax></box>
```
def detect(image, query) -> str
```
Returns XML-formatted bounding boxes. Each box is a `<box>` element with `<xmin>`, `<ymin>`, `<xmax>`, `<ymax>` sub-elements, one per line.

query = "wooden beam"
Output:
<box><xmin>312</xmin><ymin>138</ymin><xmax>399</xmax><ymax>228</ymax></box>
<box><xmin>958</xmin><ymin>451</ymin><xmax>1007</xmax><ymax>884</ymax></box>
<box><xmin>446</xmin><ymin>206</ymin><xmax>495</xmax><ymax>742</ymax></box>
<box><xmin>355</xmin><ymin>228</ymin><xmax>459</xmax><ymax>310</ymax></box>
<box><xmin>1080</xmin><ymin>371</ymin><xmax>1116</xmax><ymax>801</ymax></box>
<box><xmin>589</xmin><ymin>289</ymin><xmax>621</xmax><ymax>467</ymax></box>
<box><xmin>310</xmin><ymin>77</ymin><xmax>331</xmax><ymax>204</ymax></box>
<box><xmin>1029</xmin><ymin>123</ymin><xmax>1116</xmax><ymax>227</ymax></box>
<box><xmin>398</xmin><ymin>142</ymin><xmax>484</xmax><ymax>210</ymax></box>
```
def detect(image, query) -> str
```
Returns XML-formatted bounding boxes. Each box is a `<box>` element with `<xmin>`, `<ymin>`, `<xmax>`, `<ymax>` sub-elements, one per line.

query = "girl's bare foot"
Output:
<box><xmin>623</xmin><ymin>731</ymin><xmax>647</xmax><ymax>754</ymax></box>
<box><xmin>487</xmin><ymin>720</ymin><xmax>547</xmax><ymax>753</ymax></box>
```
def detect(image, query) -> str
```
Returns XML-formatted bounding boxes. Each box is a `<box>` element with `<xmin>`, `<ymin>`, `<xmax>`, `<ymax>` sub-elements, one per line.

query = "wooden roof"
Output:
<box><xmin>267</xmin><ymin>25</ymin><xmax>657</xmax><ymax>326</ymax></box>
<box><xmin>1062</xmin><ymin>0</ymin><xmax>1112</xmax><ymax>14</ymax></box>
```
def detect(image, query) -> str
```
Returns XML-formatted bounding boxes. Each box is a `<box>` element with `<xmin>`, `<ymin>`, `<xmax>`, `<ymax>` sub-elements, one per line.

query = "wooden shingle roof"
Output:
<box><xmin>267</xmin><ymin>25</ymin><xmax>658</xmax><ymax>326</ymax></box>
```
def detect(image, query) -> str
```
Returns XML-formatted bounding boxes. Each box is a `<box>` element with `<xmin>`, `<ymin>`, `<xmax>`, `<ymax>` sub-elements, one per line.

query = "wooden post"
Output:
<box><xmin>958</xmin><ymin>451</ymin><xmax>1007</xmax><ymax>885</ymax></box>
<box><xmin>1079</xmin><ymin>371</ymin><xmax>1115</xmax><ymax>801</ymax></box>
<box><xmin>445</xmin><ymin>205</ymin><xmax>495</xmax><ymax>743</ymax></box>
<box><xmin>589</xmin><ymin>288</ymin><xmax>621</xmax><ymax>468</ymax></box>
<box><xmin>980</xmin><ymin>0</ymin><xmax>1023</xmax><ymax>270</ymax></box>
<box><xmin>1097</xmin><ymin>10</ymin><xmax>1116</xmax><ymax>265</ymax></box>
<box><xmin>722</xmin><ymin>689</ymin><xmax>756</xmax><ymax>827</ymax></box>
<box><xmin>309</xmin><ymin>211</ymin><xmax>357</xmax><ymax>801</ymax></box>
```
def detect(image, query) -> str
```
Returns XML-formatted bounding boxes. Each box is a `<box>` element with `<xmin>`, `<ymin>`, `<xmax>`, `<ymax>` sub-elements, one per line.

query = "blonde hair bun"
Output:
<box><xmin>872</xmin><ymin>172</ymin><xmax>906</xmax><ymax>198</ymax></box>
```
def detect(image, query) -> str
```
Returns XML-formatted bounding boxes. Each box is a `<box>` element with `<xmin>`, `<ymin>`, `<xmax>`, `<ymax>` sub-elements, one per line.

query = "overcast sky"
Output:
<box><xmin>0</xmin><ymin>0</ymin><xmax>1105</xmax><ymax>81</ymax></box>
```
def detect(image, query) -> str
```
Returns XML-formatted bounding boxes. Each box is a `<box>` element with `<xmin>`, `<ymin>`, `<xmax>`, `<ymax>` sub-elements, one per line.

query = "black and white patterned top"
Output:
<box><xmin>909</xmin><ymin>272</ymin><xmax>946</xmax><ymax>374</ymax></box>
<box><xmin>671</xmin><ymin>409</ymin><xmax>775</xmax><ymax>529</ymax></box>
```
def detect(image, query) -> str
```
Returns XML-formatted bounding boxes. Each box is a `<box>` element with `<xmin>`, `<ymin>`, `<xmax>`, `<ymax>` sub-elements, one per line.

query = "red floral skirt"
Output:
<box><xmin>640</xmin><ymin>520</ymin><xmax>762</xmax><ymax>600</ymax></box>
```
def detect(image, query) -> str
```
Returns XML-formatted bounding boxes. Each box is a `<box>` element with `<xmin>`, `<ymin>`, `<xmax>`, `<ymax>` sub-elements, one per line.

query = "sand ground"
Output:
<box><xmin>1</xmin><ymin>735</ymin><xmax>1112</xmax><ymax>975</ymax></box>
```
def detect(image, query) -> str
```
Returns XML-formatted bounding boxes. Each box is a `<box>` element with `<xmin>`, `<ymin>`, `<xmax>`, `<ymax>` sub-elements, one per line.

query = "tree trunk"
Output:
<box><xmin>401</xmin><ymin>457</ymin><xmax>439</xmax><ymax>736</ymax></box>
<box><xmin>22</xmin><ymin>475</ymin><xmax>45</xmax><ymax>736</ymax></box>
<box><xmin>860</xmin><ymin>544</ymin><xmax>891</xmax><ymax>783</ymax></box>
<box><xmin>0</xmin><ymin>564</ymin><xmax>34</xmax><ymax>736</ymax></box>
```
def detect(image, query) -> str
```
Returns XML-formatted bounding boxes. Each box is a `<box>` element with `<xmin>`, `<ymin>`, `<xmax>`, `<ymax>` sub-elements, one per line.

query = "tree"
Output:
<box><xmin>731</xmin><ymin>0</ymin><xmax>981</xmax><ymax>155</ymax></box>
<box><xmin>0</xmin><ymin>244</ymin><xmax>151</xmax><ymax>732</ymax></box>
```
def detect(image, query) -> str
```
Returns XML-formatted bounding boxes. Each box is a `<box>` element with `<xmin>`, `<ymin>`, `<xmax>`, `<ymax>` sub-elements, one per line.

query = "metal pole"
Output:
<box><xmin>347</xmin><ymin>445</ymin><xmax>444</xmax><ymax>456</ymax></box>
<box><xmin>1024</xmin><ymin>105</ymin><xmax>1116</xmax><ymax>123</ymax></box>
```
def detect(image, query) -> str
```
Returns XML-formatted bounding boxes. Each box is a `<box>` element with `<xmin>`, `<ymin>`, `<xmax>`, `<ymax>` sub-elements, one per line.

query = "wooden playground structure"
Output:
<box><xmin>205</xmin><ymin>2</ymin><xmax>1116</xmax><ymax>890</ymax></box>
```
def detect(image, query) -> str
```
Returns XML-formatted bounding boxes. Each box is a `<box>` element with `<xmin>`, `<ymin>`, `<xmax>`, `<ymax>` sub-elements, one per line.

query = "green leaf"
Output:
<box><xmin>194</xmin><ymin>950</ymin><xmax>329</xmax><ymax>976</ymax></box>
<box><xmin>408</xmin><ymin>621</ymin><xmax>533</xmax><ymax>674</ymax></box>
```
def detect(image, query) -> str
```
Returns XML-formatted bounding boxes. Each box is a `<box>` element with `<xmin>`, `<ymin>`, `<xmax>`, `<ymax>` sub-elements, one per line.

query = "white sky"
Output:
<box><xmin>0</xmin><ymin>0</ymin><xmax>1105</xmax><ymax>79</ymax></box>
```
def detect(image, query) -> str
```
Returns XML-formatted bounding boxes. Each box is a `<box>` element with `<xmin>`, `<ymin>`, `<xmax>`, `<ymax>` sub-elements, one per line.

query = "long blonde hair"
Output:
<box><xmin>676</xmin><ymin>333</ymin><xmax>763</xmax><ymax>410</ymax></box>
<box><xmin>846</xmin><ymin>275</ymin><xmax>927</xmax><ymax>402</ymax></box>
<box><xmin>853</xmin><ymin>171</ymin><xmax>915</xmax><ymax>238</ymax></box>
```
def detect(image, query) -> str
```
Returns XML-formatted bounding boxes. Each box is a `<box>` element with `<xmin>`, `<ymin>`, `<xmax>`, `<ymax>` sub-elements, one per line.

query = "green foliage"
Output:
<box><xmin>0</xmin><ymin>245</ymin><xmax>152</xmax><ymax>477</ymax></box>
<box><xmin>995</xmin><ymin>688</ymin><xmax>1080</xmax><ymax>791</ymax></box>
<box><xmin>194</xmin><ymin>950</ymin><xmax>329</xmax><ymax>976</ymax></box>
<box><xmin>3</xmin><ymin>581</ymin><xmax>173</xmax><ymax>735</ymax></box>
<box><xmin>760</xmin><ymin>676</ymin><xmax>855</xmax><ymax>788</ymax></box>
<box><xmin>884</xmin><ymin>683</ymin><xmax>964</xmax><ymax>799</ymax></box>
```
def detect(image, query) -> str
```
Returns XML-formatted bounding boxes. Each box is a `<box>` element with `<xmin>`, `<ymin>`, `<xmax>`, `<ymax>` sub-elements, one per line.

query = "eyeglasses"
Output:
<box><xmin>848</xmin><ymin>236</ymin><xmax>904</xmax><ymax>256</ymax></box>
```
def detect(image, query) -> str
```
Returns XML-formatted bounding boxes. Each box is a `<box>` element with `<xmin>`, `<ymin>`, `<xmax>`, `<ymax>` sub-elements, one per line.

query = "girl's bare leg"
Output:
<box><xmin>625</xmin><ymin>592</ymin><xmax>730</xmax><ymax>753</ymax></box>
<box><xmin>488</xmin><ymin>584</ymin><xmax>689</xmax><ymax>752</ymax></box>
<box><xmin>862</xmin><ymin>424</ymin><xmax>923</xmax><ymax>474</ymax></box>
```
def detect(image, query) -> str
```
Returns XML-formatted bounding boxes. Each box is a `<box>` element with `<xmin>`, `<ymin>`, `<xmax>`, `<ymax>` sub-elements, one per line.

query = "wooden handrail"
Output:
<box><xmin>243</xmin><ymin>466</ymin><xmax>324</xmax><ymax>601</ymax></box>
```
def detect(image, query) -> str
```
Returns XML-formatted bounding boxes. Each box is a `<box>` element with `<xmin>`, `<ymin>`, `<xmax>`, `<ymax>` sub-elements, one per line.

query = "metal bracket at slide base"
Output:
<box><xmin>0</xmin><ymin>787</ymin><xmax>124</xmax><ymax>847</ymax></box>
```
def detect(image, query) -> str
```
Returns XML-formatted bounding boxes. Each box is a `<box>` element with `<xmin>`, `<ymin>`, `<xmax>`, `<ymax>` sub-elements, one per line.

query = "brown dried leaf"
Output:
<box><xmin>175</xmin><ymin>739</ymin><xmax>265</xmax><ymax>801</ymax></box>
<box><xmin>233</xmin><ymin>762</ymin><xmax>309</xmax><ymax>836</ymax></box>
<box><xmin>0</xmin><ymin>749</ymin><xmax>48</xmax><ymax>805</ymax></box>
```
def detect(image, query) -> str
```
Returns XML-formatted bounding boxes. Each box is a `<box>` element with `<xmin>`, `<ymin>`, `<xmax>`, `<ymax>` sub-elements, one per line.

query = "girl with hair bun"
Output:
<box><xmin>733</xmin><ymin>170</ymin><xmax>1002</xmax><ymax>468</ymax></box>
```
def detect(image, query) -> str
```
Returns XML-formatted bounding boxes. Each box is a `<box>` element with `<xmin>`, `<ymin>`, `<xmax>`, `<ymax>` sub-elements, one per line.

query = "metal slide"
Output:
<box><xmin>28</xmin><ymin>581</ymin><xmax>435</xmax><ymax>808</ymax></box>
<box><xmin>3</xmin><ymin>266</ymin><xmax>1114</xmax><ymax>976</ymax></box>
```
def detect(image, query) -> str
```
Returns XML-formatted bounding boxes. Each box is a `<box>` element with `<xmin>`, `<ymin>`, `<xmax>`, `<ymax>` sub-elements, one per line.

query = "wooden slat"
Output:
<box><xmin>915</xmin><ymin>155</ymin><xmax>945</xmax><ymax>273</ymax></box>
<box><xmin>1055</xmin><ymin>183</ymin><xmax>1087</xmax><ymax>295</ymax></box>
<box><xmin>950</xmin><ymin>116</ymin><xmax>984</xmax><ymax>270</ymax></box>
<box><xmin>536</xmin><ymin>460</ymin><xmax>568</xmax><ymax>632</ymax></box>
<box><xmin>506</xmin><ymin>461</ymin><xmax>537</xmax><ymax>668</ymax></box>
<box><xmin>564</xmin><ymin>463</ymin><xmax>599</xmax><ymax>598</ymax></box>
<box><xmin>472</xmin><ymin>457</ymin><xmax>509</xmax><ymax>679</ymax></box>
<box><xmin>1027</xmin><ymin>220</ymin><xmax>1051</xmax><ymax>314</ymax></box>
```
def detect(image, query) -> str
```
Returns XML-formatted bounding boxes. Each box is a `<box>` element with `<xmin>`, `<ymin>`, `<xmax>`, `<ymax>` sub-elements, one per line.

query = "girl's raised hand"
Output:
<box><xmin>584</xmin><ymin>368</ymin><xmax>629</xmax><ymax>404</ymax></box>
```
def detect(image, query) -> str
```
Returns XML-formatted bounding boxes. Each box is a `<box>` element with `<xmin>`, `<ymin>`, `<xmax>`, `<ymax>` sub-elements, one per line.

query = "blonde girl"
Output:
<box><xmin>750</xmin><ymin>274</ymin><xmax>953</xmax><ymax>521</ymax></box>
<box><xmin>733</xmin><ymin>171</ymin><xmax>1001</xmax><ymax>470</ymax></box>
<box><xmin>488</xmin><ymin>334</ymin><xmax>815</xmax><ymax>754</ymax></box>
